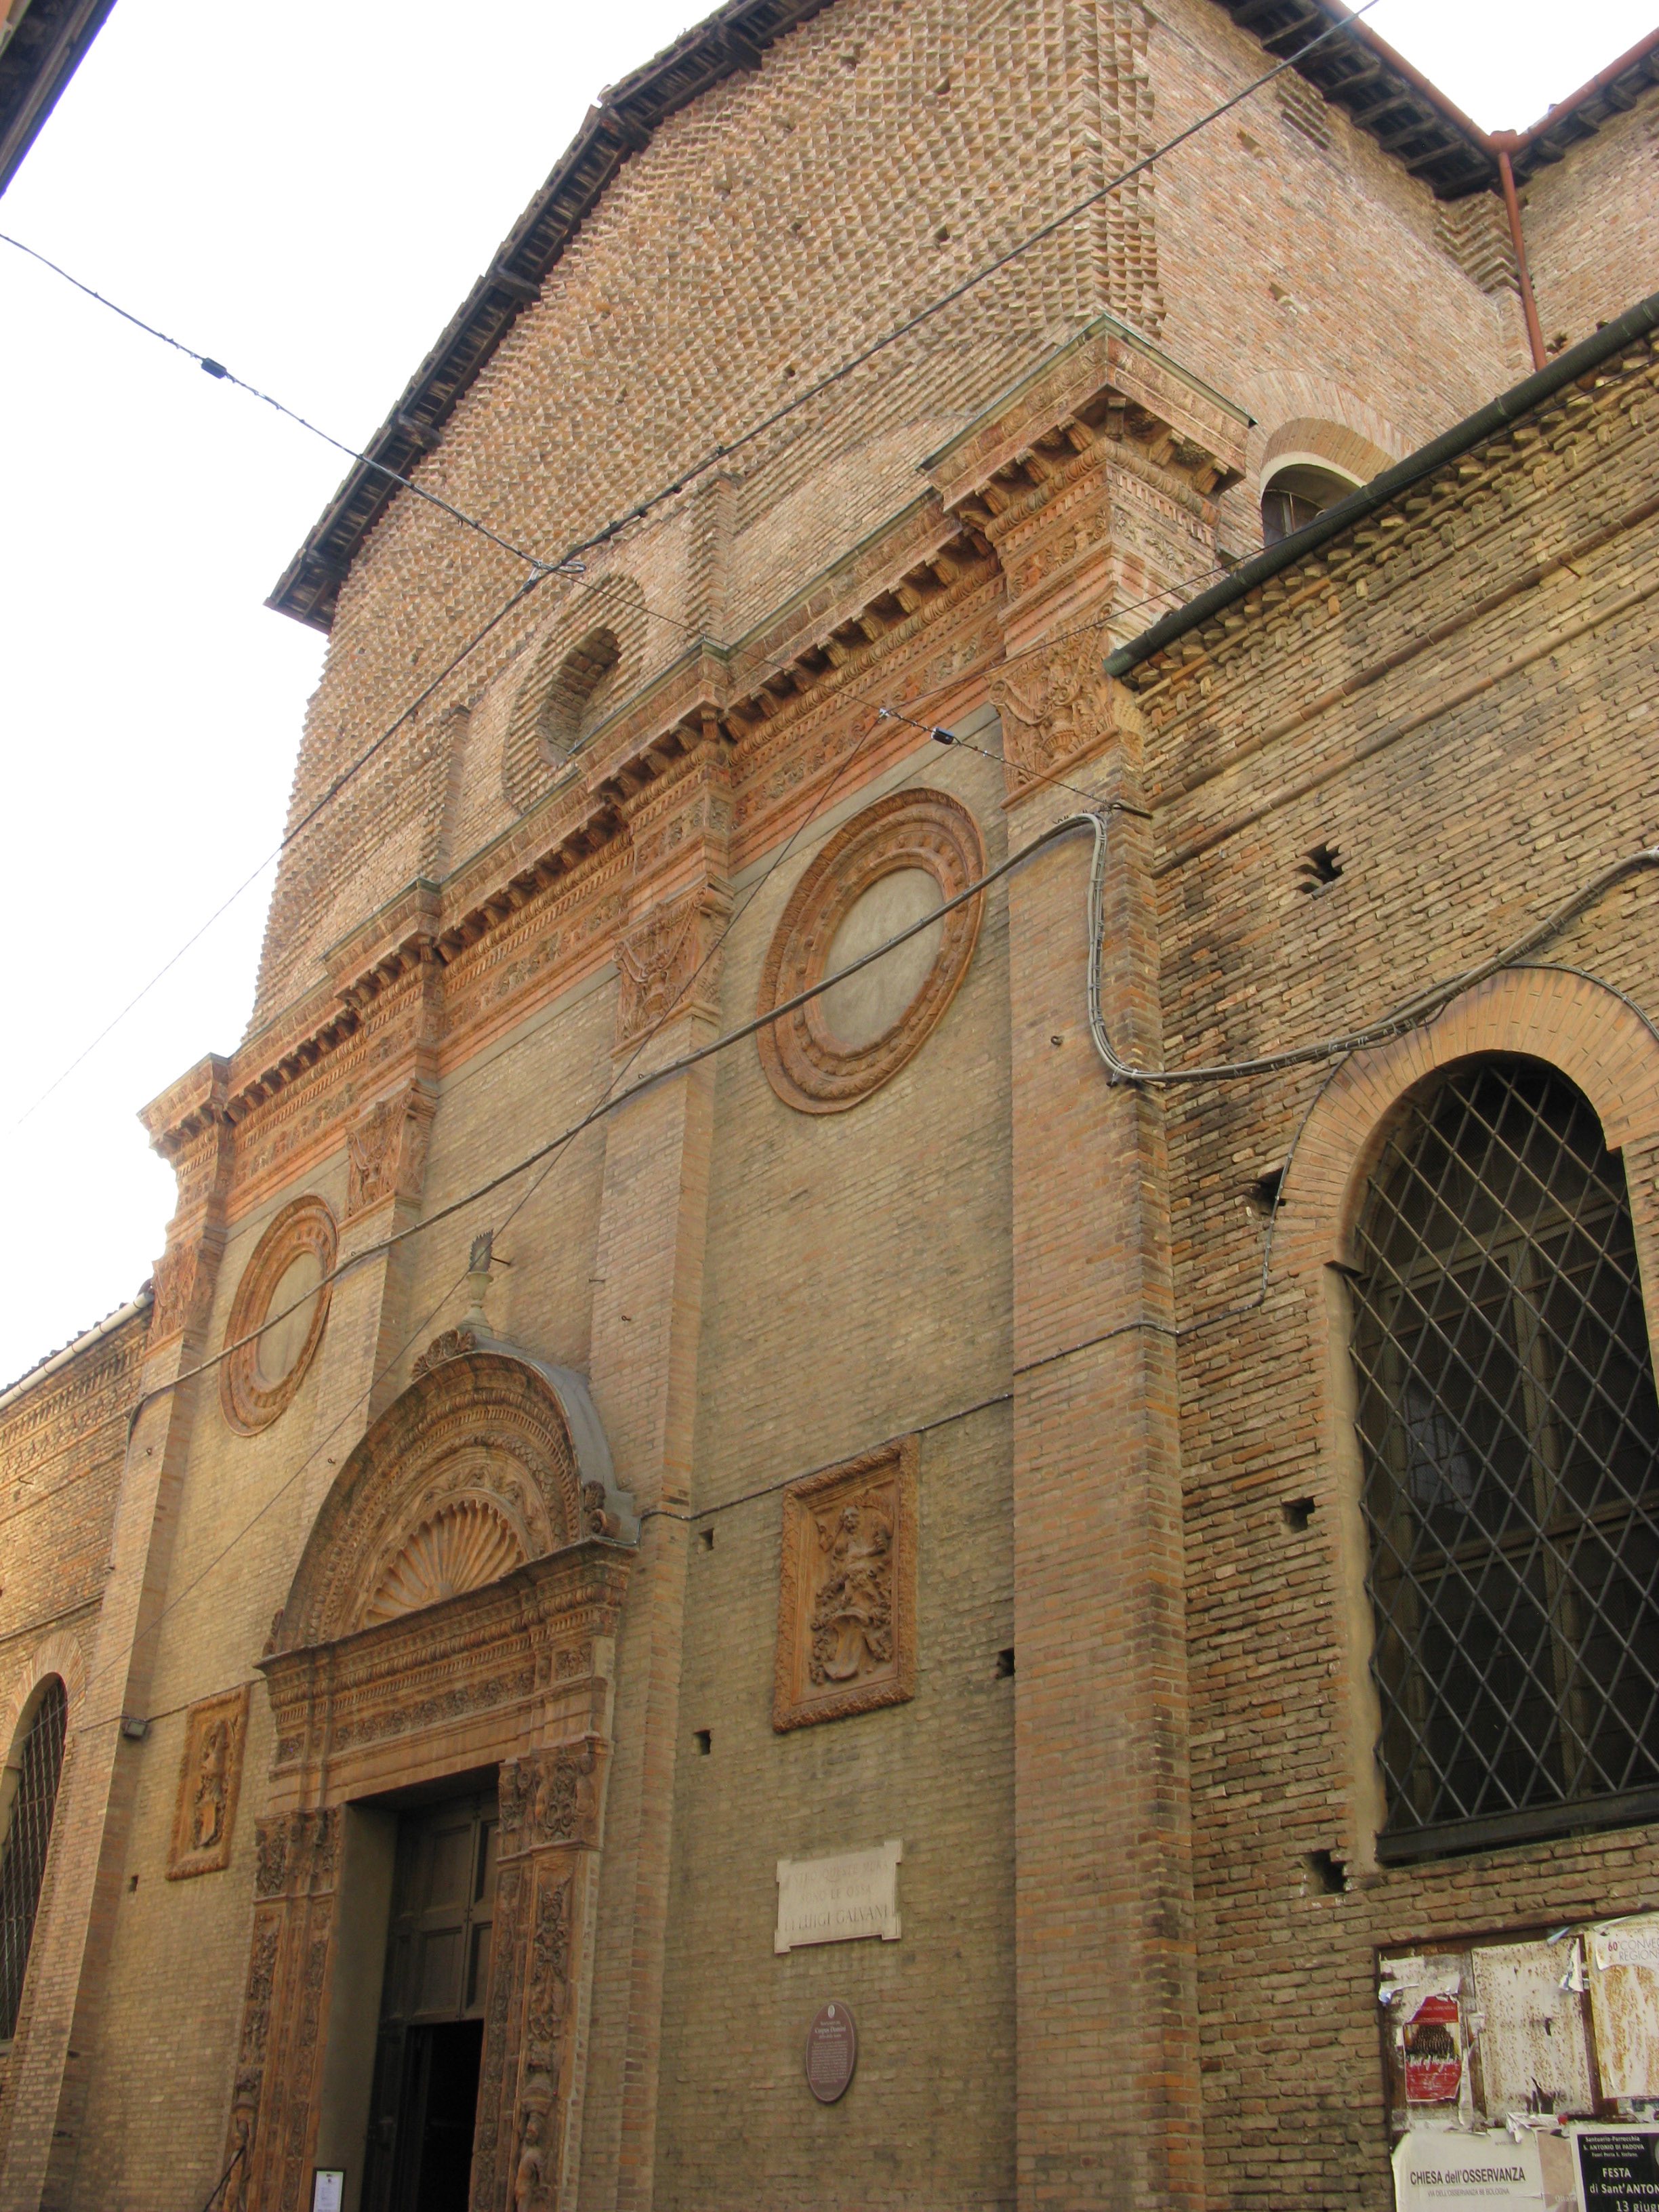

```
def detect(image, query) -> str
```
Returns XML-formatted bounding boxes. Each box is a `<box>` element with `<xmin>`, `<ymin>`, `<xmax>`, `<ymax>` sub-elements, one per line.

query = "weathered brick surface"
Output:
<box><xmin>1121</xmin><ymin>329</ymin><xmax>1659</xmax><ymax>2211</ymax></box>
<box><xmin>2</xmin><ymin>4</ymin><xmax>1658</xmax><ymax>2209</ymax></box>
<box><xmin>1523</xmin><ymin>81</ymin><xmax>1659</xmax><ymax>359</ymax></box>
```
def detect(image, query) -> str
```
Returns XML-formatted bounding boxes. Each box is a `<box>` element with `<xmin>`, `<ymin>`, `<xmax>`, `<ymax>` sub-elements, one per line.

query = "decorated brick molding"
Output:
<box><xmin>272</xmin><ymin>1341</ymin><xmax>634</xmax><ymax>1655</ymax></box>
<box><xmin>758</xmin><ymin>790</ymin><xmax>984</xmax><ymax>1115</ymax></box>
<box><xmin>773</xmin><ymin>1435</ymin><xmax>918</xmax><ymax>1732</ymax></box>
<box><xmin>219</xmin><ymin>1195</ymin><xmax>337</xmax><ymax>1435</ymax></box>
<box><xmin>167</xmin><ymin>1683</ymin><xmax>249</xmax><ymax>1881</ymax></box>
<box><xmin>1273</xmin><ymin>966</ymin><xmax>1659</xmax><ymax>1282</ymax></box>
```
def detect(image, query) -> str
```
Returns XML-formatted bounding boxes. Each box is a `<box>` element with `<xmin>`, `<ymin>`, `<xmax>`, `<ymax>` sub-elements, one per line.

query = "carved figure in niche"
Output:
<box><xmin>513</xmin><ymin>2104</ymin><xmax>549</xmax><ymax>2212</ymax></box>
<box><xmin>168</xmin><ymin>1684</ymin><xmax>249</xmax><ymax>1879</ymax></box>
<box><xmin>774</xmin><ymin>1438</ymin><xmax>918</xmax><ymax>1731</ymax></box>
<box><xmin>192</xmin><ymin>1718</ymin><xmax>232</xmax><ymax>1850</ymax></box>
<box><xmin>809</xmin><ymin>1493</ymin><xmax>895</xmax><ymax>1685</ymax></box>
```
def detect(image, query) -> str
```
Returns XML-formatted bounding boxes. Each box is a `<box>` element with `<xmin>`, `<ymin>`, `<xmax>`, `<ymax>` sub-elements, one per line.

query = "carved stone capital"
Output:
<box><xmin>344</xmin><ymin>1082</ymin><xmax>436</xmax><ymax>1221</ymax></box>
<box><xmin>499</xmin><ymin>1740</ymin><xmax>607</xmax><ymax>1854</ymax></box>
<box><xmin>613</xmin><ymin>887</ymin><xmax>728</xmax><ymax>1050</ymax></box>
<box><xmin>989</xmin><ymin>635</ymin><xmax>1145</xmax><ymax>800</ymax></box>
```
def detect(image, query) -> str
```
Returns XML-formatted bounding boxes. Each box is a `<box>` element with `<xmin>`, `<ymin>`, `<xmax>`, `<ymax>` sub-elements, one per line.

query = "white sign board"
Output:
<box><xmin>310</xmin><ymin>2173</ymin><xmax>344</xmax><ymax>2212</ymax></box>
<box><xmin>1392</xmin><ymin>2130</ymin><xmax>1544</xmax><ymax>2210</ymax></box>
<box><xmin>775</xmin><ymin>1840</ymin><xmax>901</xmax><ymax>1954</ymax></box>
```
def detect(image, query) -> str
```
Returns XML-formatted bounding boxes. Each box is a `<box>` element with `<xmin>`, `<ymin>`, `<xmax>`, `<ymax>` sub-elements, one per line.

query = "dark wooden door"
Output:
<box><xmin>362</xmin><ymin>1787</ymin><xmax>498</xmax><ymax>2212</ymax></box>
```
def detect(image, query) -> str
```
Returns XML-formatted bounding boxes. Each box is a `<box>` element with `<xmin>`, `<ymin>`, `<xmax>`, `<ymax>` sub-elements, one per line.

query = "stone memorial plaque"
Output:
<box><xmin>776</xmin><ymin>1840</ymin><xmax>902</xmax><ymax>1954</ymax></box>
<box><xmin>1576</xmin><ymin>2128</ymin><xmax>1659</xmax><ymax>2211</ymax></box>
<box><xmin>806</xmin><ymin>2002</ymin><xmax>857</xmax><ymax>2104</ymax></box>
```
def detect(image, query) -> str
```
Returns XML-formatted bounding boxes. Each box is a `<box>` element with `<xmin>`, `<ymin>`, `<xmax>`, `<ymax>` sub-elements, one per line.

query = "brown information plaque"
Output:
<box><xmin>806</xmin><ymin>2001</ymin><xmax>857</xmax><ymax>2104</ymax></box>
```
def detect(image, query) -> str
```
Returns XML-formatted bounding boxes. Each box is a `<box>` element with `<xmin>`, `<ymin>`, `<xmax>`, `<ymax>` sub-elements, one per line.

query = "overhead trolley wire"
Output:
<box><xmin>0</xmin><ymin>232</ymin><xmax>575</xmax><ymax>583</ymax></box>
<box><xmin>59</xmin><ymin>684</ymin><xmax>903</xmax><ymax>1727</ymax></box>
<box><xmin>2</xmin><ymin>0</ymin><xmax>1373</xmax><ymax>1121</ymax></box>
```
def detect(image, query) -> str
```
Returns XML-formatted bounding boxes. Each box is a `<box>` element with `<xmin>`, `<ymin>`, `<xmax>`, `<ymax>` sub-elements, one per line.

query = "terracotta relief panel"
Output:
<box><xmin>473</xmin><ymin>1743</ymin><xmax>608</xmax><ymax>2212</ymax></box>
<box><xmin>989</xmin><ymin>628</ymin><xmax>1126</xmax><ymax>791</ymax></box>
<box><xmin>167</xmin><ymin>1683</ymin><xmax>249</xmax><ymax>1880</ymax></box>
<box><xmin>224</xmin><ymin>1809</ymin><xmax>341</xmax><ymax>2212</ymax></box>
<box><xmin>613</xmin><ymin>888</ymin><xmax>724</xmax><ymax>1050</ymax></box>
<box><xmin>774</xmin><ymin>1437</ymin><xmax>918</xmax><ymax>1731</ymax></box>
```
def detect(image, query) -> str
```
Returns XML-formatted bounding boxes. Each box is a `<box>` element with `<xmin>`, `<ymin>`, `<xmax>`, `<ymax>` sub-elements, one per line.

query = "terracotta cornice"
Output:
<box><xmin>926</xmin><ymin>318</ymin><xmax>1249</xmax><ymax>528</ymax></box>
<box><xmin>138</xmin><ymin>1054</ymin><xmax>231</xmax><ymax>1160</ymax></box>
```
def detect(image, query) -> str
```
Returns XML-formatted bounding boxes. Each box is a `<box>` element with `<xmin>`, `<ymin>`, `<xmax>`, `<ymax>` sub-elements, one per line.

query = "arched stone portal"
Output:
<box><xmin>224</xmin><ymin>1338</ymin><xmax>636</xmax><ymax>2212</ymax></box>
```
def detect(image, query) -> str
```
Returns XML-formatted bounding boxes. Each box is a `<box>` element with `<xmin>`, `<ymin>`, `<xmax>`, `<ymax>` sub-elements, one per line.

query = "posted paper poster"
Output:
<box><xmin>1391</xmin><ymin>2130</ymin><xmax>1544</xmax><ymax>2209</ymax></box>
<box><xmin>1404</xmin><ymin>1992</ymin><xmax>1465</xmax><ymax>2106</ymax></box>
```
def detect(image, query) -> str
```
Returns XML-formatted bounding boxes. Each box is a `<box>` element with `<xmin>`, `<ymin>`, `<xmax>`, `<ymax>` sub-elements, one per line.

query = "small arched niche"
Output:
<box><xmin>539</xmin><ymin>626</ymin><xmax>621</xmax><ymax>764</ymax></box>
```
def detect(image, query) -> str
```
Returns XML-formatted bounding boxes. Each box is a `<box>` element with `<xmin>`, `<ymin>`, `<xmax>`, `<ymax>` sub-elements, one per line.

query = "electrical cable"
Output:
<box><xmin>0</xmin><ymin>231</ymin><xmax>575</xmax><ymax>583</ymax></box>
<box><xmin>1</xmin><ymin>5</ymin><xmax>1372</xmax><ymax>594</ymax></box>
<box><xmin>47</xmin><ymin>809</ymin><xmax>1659</xmax><ymax>1715</ymax></box>
<box><xmin>1078</xmin><ymin>825</ymin><xmax>1659</xmax><ymax>1086</ymax></box>
<box><xmin>877</xmin><ymin>703</ymin><xmax>1152</xmax><ymax>813</ymax></box>
<box><xmin>547</xmin><ymin>3</ymin><xmax>1378</xmax><ymax>567</ymax></box>
<box><xmin>6</xmin><ymin>0</ymin><xmax>1324</xmax><ymax>1126</ymax></box>
<box><xmin>60</xmin><ymin>689</ymin><xmax>897</xmax><ymax>1728</ymax></box>
<box><xmin>66</xmin><ymin>822</ymin><xmax>1659</xmax><ymax>1454</ymax></box>
<box><xmin>7</xmin><ymin>565</ymin><xmax>552</xmax><ymax>1133</ymax></box>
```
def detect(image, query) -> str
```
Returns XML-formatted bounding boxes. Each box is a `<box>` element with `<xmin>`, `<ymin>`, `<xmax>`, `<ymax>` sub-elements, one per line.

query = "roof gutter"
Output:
<box><xmin>1511</xmin><ymin>24</ymin><xmax>1659</xmax><ymax>148</ymax></box>
<box><xmin>1104</xmin><ymin>285</ymin><xmax>1659</xmax><ymax>681</ymax></box>
<box><xmin>0</xmin><ymin>1290</ymin><xmax>152</xmax><ymax>1415</ymax></box>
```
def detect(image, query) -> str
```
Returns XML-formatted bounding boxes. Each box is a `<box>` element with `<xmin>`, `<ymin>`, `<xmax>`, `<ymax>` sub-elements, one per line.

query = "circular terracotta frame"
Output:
<box><xmin>220</xmin><ymin>1194</ymin><xmax>337</xmax><ymax>1435</ymax></box>
<box><xmin>757</xmin><ymin>787</ymin><xmax>985</xmax><ymax>1115</ymax></box>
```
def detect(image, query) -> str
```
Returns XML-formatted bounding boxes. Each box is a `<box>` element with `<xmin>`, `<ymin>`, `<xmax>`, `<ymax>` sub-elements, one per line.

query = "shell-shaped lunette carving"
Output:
<box><xmin>361</xmin><ymin>1501</ymin><xmax>526</xmax><ymax>1626</ymax></box>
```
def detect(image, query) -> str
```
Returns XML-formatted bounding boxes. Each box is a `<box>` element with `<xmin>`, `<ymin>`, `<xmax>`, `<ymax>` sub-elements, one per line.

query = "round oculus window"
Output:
<box><xmin>220</xmin><ymin>1194</ymin><xmax>337</xmax><ymax>1434</ymax></box>
<box><xmin>756</xmin><ymin>788</ymin><xmax>984</xmax><ymax>1114</ymax></box>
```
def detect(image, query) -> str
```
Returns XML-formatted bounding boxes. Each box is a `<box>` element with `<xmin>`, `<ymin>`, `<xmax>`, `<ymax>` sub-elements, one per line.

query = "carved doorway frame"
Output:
<box><xmin>223</xmin><ymin>1341</ymin><xmax>635</xmax><ymax>2212</ymax></box>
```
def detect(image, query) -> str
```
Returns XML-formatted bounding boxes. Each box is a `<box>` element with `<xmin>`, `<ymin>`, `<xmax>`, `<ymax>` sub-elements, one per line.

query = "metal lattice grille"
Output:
<box><xmin>0</xmin><ymin>1678</ymin><xmax>66</xmax><ymax>2037</ymax></box>
<box><xmin>1351</xmin><ymin>1059</ymin><xmax>1659</xmax><ymax>1859</ymax></box>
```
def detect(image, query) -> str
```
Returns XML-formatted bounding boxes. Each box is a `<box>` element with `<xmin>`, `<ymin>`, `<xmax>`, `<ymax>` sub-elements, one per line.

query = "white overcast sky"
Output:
<box><xmin>1</xmin><ymin>0</ymin><xmax>1653</xmax><ymax>1388</ymax></box>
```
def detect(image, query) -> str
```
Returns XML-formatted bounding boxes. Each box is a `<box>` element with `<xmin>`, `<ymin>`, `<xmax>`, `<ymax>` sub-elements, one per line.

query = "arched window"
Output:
<box><xmin>0</xmin><ymin>1677</ymin><xmax>68</xmax><ymax>2036</ymax></box>
<box><xmin>1351</xmin><ymin>1059</ymin><xmax>1659</xmax><ymax>1858</ymax></box>
<box><xmin>1261</xmin><ymin>461</ymin><xmax>1357</xmax><ymax>545</ymax></box>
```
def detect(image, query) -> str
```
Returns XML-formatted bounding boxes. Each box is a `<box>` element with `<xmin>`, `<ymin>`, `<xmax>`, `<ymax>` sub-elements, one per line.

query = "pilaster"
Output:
<box><xmin>2</xmin><ymin>1057</ymin><xmax>234</xmax><ymax>2212</ymax></box>
<box><xmin>948</xmin><ymin>337</ymin><xmax>1235</xmax><ymax>2210</ymax></box>
<box><xmin>577</xmin><ymin>743</ymin><xmax>729</xmax><ymax>2212</ymax></box>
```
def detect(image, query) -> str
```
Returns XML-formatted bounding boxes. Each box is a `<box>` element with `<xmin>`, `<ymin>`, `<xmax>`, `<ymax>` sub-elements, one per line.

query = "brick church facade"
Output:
<box><xmin>3</xmin><ymin>3</ymin><xmax>1659</xmax><ymax>2207</ymax></box>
